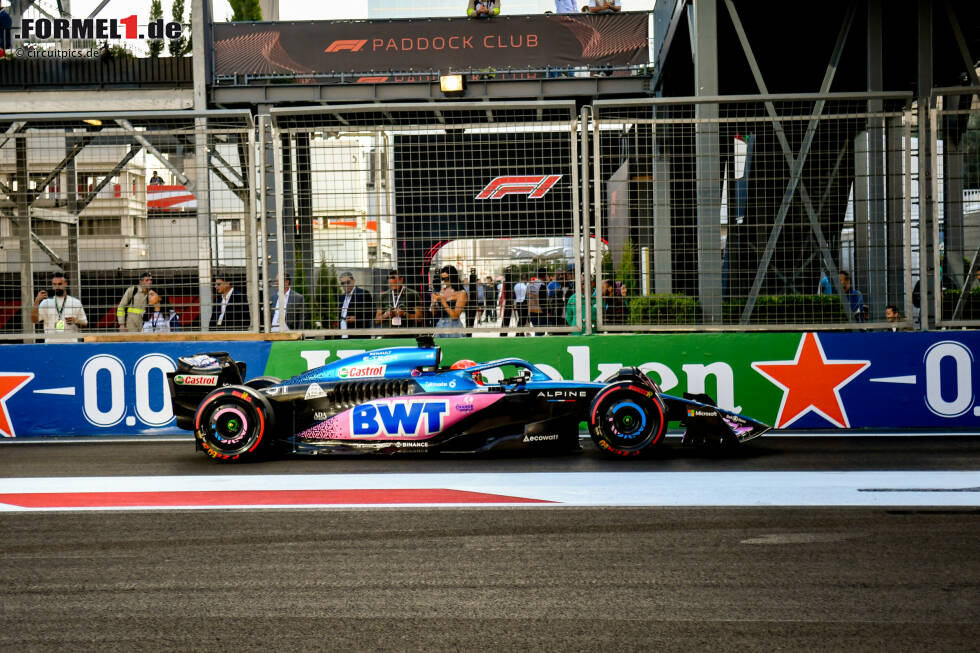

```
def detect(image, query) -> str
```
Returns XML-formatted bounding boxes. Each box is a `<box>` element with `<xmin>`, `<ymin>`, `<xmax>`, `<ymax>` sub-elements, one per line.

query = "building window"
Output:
<box><xmin>80</xmin><ymin>216</ymin><xmax>122</xmax><ymax>235</ymax></box>
<box><xmin>32</xmin><ymin>219</ymin><xmax>63</xmax><ymax>237</ymax></box>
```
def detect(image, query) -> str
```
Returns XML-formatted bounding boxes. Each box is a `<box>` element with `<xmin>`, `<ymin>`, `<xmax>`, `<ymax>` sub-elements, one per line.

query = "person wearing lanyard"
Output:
<box><xmin>142</xmin><ymin>289</ymin><xmax>180</xmax><ymax>333</ymax></box>
<box><xmin>338</xmin><ymin>271</ymin><xmax>372</xmax><ymax>337</ymax></box>
<box><xmin>31</xmin><ymin>271</ymin><xmax>88</xmax><ymax>342</ymax></box>
<box><xmin>376</xmin><ymin>269</ymin><xmax>421</xmax><ymax>330</ymax></box>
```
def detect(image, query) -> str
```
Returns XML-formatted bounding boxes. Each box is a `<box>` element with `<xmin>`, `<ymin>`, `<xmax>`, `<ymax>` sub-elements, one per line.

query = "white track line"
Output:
<box><xmin>0</xmin><ymin>471</ymin><xmax>978</xmax><ymax>511</ymax></box>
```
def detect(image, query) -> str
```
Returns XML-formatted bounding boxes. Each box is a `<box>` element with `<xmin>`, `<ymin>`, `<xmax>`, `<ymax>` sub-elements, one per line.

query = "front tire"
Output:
<box><xmin>588</xmin><ymin>382</ymin><xmax>666</xmax><ymax>457</ymax></box>
<box><xmin>194</xmin><ymin>386</ymin><xmax>275</xmax><ymax>462</ymax></box>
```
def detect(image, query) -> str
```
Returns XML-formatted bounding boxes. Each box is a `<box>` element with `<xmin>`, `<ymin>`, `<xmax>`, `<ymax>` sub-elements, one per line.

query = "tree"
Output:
<box><xmin>169</xmin><ymin>0</ymin><xmax>191</xmax><ymax>57</ymax></box>
<box><xmin>312</xmin><ymin>257</ymin><xmax>339</xmax><ymax>329</ymax></box>
<box><xmin>616</xmin><ymin>238</ymin><xmax>638</xmax><ymax>298</ymax></box>
<box><xmin>148</xmin><ymin>0</ymin><xmax>164</xmax><ymax>58</ymax></box>
<box><xmin>229</xmin><ymin>0</ymin><xmax>263</xmax><ymax>21</ymax></box>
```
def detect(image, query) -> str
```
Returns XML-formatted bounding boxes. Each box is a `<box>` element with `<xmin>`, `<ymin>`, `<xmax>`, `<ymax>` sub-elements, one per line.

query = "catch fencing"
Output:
<box><xmin>931</xmin><ymin>88</ymin><xmax>980</xmax><ymax>328</ymax></box>
<box><xmin>590</xmin><ymin>93</ymin><xmax>916</xmax><ymax>331</ymax></box>
<box><xmin>0</xmin><ymin>91</ymin><xmax>964</xmax><ymax>340</ymax></box>
<box><xmin>0</xmin><ymin>110</ymin><xmax>256</xmax><ymax>340</ymax></box>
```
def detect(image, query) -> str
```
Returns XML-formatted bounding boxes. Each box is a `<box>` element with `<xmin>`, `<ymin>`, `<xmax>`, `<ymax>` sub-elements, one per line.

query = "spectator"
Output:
<box><xmin>430</xmin><ymin>265</ymin><xmax>467</xmax><ymax>338</ymax></box>
<box><xmin>271</xmin><ymin>273</ymin><xmax>305</xmax><ymax>332</ymax></box>
<box><xmin>817</xmin><ymin>274</ymin><xmax>833</xmax><ymax>295</ymax></box>
<box><xmin>601</xmin><ymin>278</ymin><xmax>628</xmax><ymax>324</ymax></box>
<box><xmin>1</xmin><ymin>5</ymin><xmax>12</xmax><ymax>50</ymax></box>
<box><xmin>836</xmin><ymin>271</ymin><xmax>865</xmax><ymax>323</ymax></box>
<box><xmin>548</xmin><ymin>266</ymin><xmax>574</xmax><ymax>331</ymax></box>
<box><xmin>142</xmin><ymin>289</ymin><xmax>179</xmax><ymax>333</ymax></box>
<box><xmin>473</xmin><ymin>275</ymin><xmax>488</xmax><ymax>325</ymax></box>
<box><xmin>149</xmin><ymin>171</ymin><xmax>165</xmax><ymax>185</ymax></box>
<box><xmin>527</xmin><ymin>267</ymin><xmax>549</xmax><ymax>331</ymax></box>
<box><xmin>210</xmin><ymin>275</ymin><xmax>250</xmax><ymax>330</ymax></box>
<box><xmin>376</xmin><ymin>269</ymin><xmax>421</xmax><ymax>330</ymax></box>
<box><xmin>565</xmin><ymin>277</ymin><xmax>596</xmax><ymax>336</ymax></box>
<box><xmin>338</xmin><ymin>271</ymin><xmax>372</xmax><ymax>336</ymax></box>
<box><xmin>554</xmin><ymin>0</ymin><xmax>576</xmax><ymax>12</ymax></box>
<box><xmin>497</xmin><ymin>273</ymin><xmax>515</xmax><ymax>329</ymax></box>
<box><xmin>587</xmin><ymin>0</ymin><xmax>620</xmax><ymax>13</ymax></box>
<box><xmin>484</xmin><ymin>276</ymin><xmax>498</xmax><ymax>322</ymax></box>
<box><xmin>116</xmin><ymin>271</ymin><xmax>153</xmax><ymax>332</ymax></box>
<box><xmin>513</xmin><ymin>273</ymin><xmax>528</xmax><ymax>334</ymax></box>
<box><xmin>467</xmin><ymin>0</ymin><xmax>500</xmax><ymax>18</ymax></box>
<box><xmin>885</xmin><ymin>304</ymin><xmax>901</xmax><ymax>323</ymax></box>
<box><xmin>31</xmin><ymin>271</ymin><xmax>87</xmax><ymax>342</ymax></box>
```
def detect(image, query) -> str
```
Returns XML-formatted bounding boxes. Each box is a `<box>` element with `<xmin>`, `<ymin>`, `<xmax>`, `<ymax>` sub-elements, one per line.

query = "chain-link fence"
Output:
<box><xmin>0</xmin><ymin>110</ymin><xmax>256</xmax><ymax>341</ymax></box>
<box><xmin>268</xmin><ymin>101</ymin><xmax>583</xmax><ymax>338</ymax></box>
<box><xmin>590</xmin><ymin>93</ymin><xmax>916</xmax><ymax>331</ymax></box>
<box><xmin>2</xmin><ymin>92</ymin><xmax>948</xmax><ymax>340</ymax></box>
<box><xmin>932</xmin><ymin>89</ymin><xmax>980</xmax><ymax>328</ymax></box>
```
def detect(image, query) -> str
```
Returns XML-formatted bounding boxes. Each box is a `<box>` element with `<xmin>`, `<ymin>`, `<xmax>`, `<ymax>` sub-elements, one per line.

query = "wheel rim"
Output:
<box><xmin>208</xmin><ymin>405</ymin><xmax>250</xmax><ymax>446</ymax></box>
<box><xmin>604</xmin><ymin>399</ymin><xmax>649</xmax><ymax>448</ymax></box>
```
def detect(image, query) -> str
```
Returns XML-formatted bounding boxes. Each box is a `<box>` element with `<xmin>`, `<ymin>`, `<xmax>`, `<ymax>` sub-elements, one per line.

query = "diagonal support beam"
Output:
<box><xmin>209</xmin><ymin>162</ymin><xmax>247</xmax><ymax>204</ymax></box>
<box><xmin>208</xmin><ymin>144</ymin><xmax>245</xmax><ymax>186</ymax></box>
<box><xmin>80</xmin><ymin>144</ymin><xmax>141</xmax><ymax>210</ymax></box>
<box><xmin>951</xmin><ymin>243</ymin><xmax>980</xmax><ymax>320</ymax></box>
<box><xmin>0</xmin><ymin>121</ymin><xmax>27</xmax><ymax>154</ymax></box>
<box><xmin>3</xmin><ymin>209</ymin><xmax>67</xmax><ymax>268</ymax></box>
<box><xmin>207</xmin><ymin>146</ymin><xmax>249</xmax><ymax>204</ymax></box>
<box><xmin>114</xmin><ymin>119</ymin><xmax>194</xmax><ymax>191</ymax></box>
<box><xmin>726</xmin><ymin>0</ymin><xmax>857</xmax><ymax>323</ymax></box>
<box><xmin>26</xmin><ymin>135</ymin><xmax>94</xmax><ymax>207</ymax></box>
<box><xmin>943</xmin><ymin>1</ymin><xmax>980</xmax><ymax>90</ymax></box>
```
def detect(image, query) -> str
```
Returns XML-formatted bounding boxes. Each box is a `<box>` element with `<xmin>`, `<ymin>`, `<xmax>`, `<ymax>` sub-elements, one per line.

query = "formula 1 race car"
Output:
<box><xmin>167</xmin><ymin>337</ymin><xmax>770</xmax><ymax>462</ymax></box>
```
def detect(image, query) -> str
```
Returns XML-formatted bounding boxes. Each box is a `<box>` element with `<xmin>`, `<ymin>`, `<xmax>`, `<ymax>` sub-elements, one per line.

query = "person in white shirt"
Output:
<box><xmin>337</xmin><ymin>272</ymin><xmax>372</xmax><ymax>338</ymax></box>
<box><xmin>271</xmin><ymin>273</ymin><xmax>305</xmax><ymax>332</ymax></box>
<box><xmin>467</xmin><ymin>0</ymin><xmax>500</xmax><ymax>18</ymax></box>
<box><xmin>31</xmin><ymin>271</ymin><xmax>88</xmax><ymax>342</ymax></box>
<box><xmin>513</xmin><ymin>274</ymin><xmax>528</xmax><ymax>334</ymax></box>
<box><xmin>587</xmin><ymin>0</ymin><xmax>620</xmax><ymax>13</ymax></box>
<box><xmin>554</xmin><ymin>0</ymin><xmax>576</xmax><ymax>13</ymax></box>
<box><xmin>210</xmin><ymin>275</ymin><xmax>249</xmax><ymax>331</ymax></box>
<box><xmin>142</xmin><ymin>289</ymin><xmax>180</xmax><ymax>333</ymax></box>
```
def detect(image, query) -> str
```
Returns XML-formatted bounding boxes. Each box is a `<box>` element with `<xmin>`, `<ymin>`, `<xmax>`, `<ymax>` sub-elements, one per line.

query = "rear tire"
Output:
<box><xmin>194</xmin><ymin>386</ymin><xmax>275</xmax><ymax>462</ymax></box>
<box><xmin>588</xmin><ymin>382</ymin><xmax>666</xmax><ymax>457</ymax></box>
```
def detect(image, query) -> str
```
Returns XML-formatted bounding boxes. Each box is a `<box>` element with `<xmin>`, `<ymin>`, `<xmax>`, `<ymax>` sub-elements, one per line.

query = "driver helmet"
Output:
<box><xmin>450</xmin><ymin>359</ymin><xmax>485</xmax><ymax>385</ymax></box>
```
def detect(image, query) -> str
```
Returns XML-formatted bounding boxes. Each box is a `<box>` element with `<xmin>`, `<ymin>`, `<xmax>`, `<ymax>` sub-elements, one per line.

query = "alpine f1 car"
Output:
<box><xmin>168</xmin><ymin>337</ymin><xmax>770</xmax><ymax>462</ymax></box>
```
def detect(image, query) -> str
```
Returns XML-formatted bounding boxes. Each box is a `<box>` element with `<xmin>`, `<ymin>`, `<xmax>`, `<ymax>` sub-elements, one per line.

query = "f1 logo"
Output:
<box><xmin>475</xmin><ymin>175</ymin><xmax>563</xmax><ymax>200</ymax></box>
<box><xmin>324</xmin><ymin>39</ymin><xmax>367</xmax><ymax>53</ymax></box>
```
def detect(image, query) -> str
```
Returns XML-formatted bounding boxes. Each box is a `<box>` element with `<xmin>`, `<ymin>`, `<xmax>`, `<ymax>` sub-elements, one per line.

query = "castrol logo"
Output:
<box><xmin>338</xmin><ymin>365</ymin><xmax>387</xmax><ymax>379</ymax></box>
<box><xmin>174</xmin><ymin>374</ymin><xmax>219</xmax><ymax>386</ymax></box>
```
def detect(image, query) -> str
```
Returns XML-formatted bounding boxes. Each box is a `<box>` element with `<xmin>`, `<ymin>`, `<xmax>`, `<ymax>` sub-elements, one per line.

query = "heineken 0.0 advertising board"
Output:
<box><xmin>0</xmin><ymin>332</ymin><xmax>977</xmax><ymax>436</ymax></box>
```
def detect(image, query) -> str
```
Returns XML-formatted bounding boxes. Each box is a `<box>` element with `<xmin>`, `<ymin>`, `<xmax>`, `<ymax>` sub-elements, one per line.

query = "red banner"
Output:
<box><xmin>213</xmin><ymin>13</ymin><xmax>648</xmax><ymax>76</ymax></box>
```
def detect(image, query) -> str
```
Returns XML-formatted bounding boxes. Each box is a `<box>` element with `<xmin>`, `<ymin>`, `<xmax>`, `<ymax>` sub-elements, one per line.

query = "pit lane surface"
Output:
<box><xmin>2</xmin><ymin>436</ymin><xmax>979</xmax><ymax>650</ymax></box>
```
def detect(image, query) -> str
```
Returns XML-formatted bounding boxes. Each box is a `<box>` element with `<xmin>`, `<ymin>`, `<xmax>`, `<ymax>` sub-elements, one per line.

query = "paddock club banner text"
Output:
<box><xmin>213</xmin><ymin>13</ymin><xmax>649</xmax><ymax>77</ymax></box>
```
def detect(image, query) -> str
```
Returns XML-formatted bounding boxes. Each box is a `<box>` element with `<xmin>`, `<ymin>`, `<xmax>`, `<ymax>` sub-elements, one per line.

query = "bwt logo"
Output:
<box><xmin>475</xmin><ymin>175</ymin><xmax>563</xmax><ymax>200</ymax></box>
<box><xmin>324</xmin><ymin>39</ymin><xmax>367</xmax><ymax>53</ymax></box>
<box><xmin>352</xmin><ymin>401</ymin><xmax>448</xmax><ymax>437</ymax></box>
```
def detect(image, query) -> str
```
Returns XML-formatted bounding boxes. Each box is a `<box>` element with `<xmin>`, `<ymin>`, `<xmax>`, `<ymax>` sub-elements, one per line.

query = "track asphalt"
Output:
<box><xmin>1</xmin><ymin>435</ymin><xmax>978</xmax><ymax>650</ymax></box>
